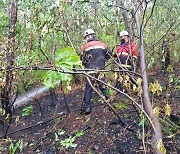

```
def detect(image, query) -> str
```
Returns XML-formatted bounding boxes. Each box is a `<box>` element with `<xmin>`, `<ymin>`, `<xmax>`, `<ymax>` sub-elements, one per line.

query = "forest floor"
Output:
<box><xmin>0</xmin><ymin>68</ymin><xmax>179</xmax><ymax>154</ymax></box>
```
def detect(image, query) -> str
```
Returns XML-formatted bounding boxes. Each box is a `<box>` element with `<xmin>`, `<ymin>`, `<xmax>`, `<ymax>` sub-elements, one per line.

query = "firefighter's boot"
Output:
<box><xmin>82</xmin><ymin>102</ymin><xmax>91</xmax><ymax>114</ymax></box>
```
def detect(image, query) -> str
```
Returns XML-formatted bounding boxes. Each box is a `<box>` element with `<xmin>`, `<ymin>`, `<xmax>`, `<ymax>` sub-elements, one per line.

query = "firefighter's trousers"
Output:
<box><xmin>83</xmin><ymin>75</ymin><xmax>109</xmax><ymax>107</ymax></box>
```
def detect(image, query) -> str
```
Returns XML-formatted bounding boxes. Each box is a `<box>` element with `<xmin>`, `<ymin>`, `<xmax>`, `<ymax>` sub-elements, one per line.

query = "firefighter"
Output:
<box><xmin>116</xmin><ymin>30</ymin><xmax>138</xmax><ymax>71</ymax></box>
<box><xmin>115</xmin><ymin>30</ymin><xmax>139</xmax><ymax>90</ymax></box>
<box><xmin>81</xmin><ymin>29</ymin><xmax>110</xmax><ymax>114</ymax></box>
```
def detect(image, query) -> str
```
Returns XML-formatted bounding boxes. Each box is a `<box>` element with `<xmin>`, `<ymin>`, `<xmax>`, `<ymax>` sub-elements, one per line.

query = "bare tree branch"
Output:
<box><xmin>143</xmin><ymin>0</ymin><xmax>157</xmax><ymax>29</ymax></box>
<box><xmin>84</xmin><ymin>73</ymin><xmax>156</xmax><ymax>131</ymax></box>
<box><xmin>85</xmin><ymin>76</ymin><xmax>127</xmax><ymax>127</ymax></box>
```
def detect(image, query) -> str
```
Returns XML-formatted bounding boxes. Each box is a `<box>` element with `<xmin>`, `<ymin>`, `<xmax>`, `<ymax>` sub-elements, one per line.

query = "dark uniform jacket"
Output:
<box><xmin>81</xmin><ymin>39</ymin><xmax>109</xmax><ymax>69</ymax></box>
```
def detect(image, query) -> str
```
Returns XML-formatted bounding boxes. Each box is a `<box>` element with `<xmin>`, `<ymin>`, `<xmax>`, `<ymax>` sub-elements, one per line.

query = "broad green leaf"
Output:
<box><xmin>43</xmin><ymin>47</ymin><xmax>81</xmax><ymax>88</ymax></box>
<box><xmin>43</xmin><ymin>71</ymin><xmax>60</xmax><ymax>88</ymax></box>
<box><xmin>22</xmin><ymin>105</ymin><xmax>33</xmax><ymax>117</ymax></box>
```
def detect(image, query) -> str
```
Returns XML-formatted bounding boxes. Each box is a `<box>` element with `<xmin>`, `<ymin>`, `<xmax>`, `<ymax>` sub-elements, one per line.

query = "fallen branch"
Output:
<box><xmin>84</xmin><ymin>72</ymin><xmax>156</xmax><ymax>132</ymax></box>
<box><xmin>86</xmin><ymin>76</ymin><xmax>126</xmax><ymax>127</ymax></box>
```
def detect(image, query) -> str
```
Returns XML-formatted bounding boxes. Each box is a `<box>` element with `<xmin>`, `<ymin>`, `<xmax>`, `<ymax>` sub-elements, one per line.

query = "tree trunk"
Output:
<box><xmin>49</xmin><ymin>33</ymin><xmax>57</xmax><ymax>107</ymax></box>
<box><xmin>162</xmin><ymin>40</ymin><xmax>170</xmax><ymax>70</ymax></box>
<box><xmin>1</xmin><ymin>0</ymin><xmax>18</xmax><ymax>117</ymax></box>
<box><xmin>134</xmin><ymin>5</ymin><xmax>163</xmax><ymax>154</ymax></box>
<box><xmin>117</xmin><ymin>0</ymin><xmax>133</xmax><ymax>37</ymax></box>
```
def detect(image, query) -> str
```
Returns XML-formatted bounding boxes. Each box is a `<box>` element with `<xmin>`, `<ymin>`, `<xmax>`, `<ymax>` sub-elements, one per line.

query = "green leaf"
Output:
<box><xmin>85</xmin><ymin>117</ymin><xmax>91</xmax><ymax>123</ymax></box>
<box><xmin>0</xmin><ymin>144</ymin><xmax>2</xmax><ymax>152</ymax></box>
<box><xmin>9</xmin><ymin>143</ymin><xmax>17</xmax><ymax>154</ymax></box>
<box><xmin>106</xmin><ymin>88</ymin><xmax>115</xmax><ymax>96</ymax></box>
<box><xmin>43</xmin><ymin>46</ymin><xmax>81</xmax><ymax>88</ymax></box>
<box><xmin>75</xmin><ymin>131</ymin><xmax>84</xmax><ymax>138</ymax></box>
<box><xmin>22</xmin><ymin>105</ymin><xmax>33</xmax><ymax>117</ymax></box>
<box><xmin>16</xmin><ymin>139</ymin><xmax>23</xmax><ymax>152</ymax></box>
<box><xmin>9</xmin><ymin>139</ymin><xmax>23</xmax><ymax>154</ymax></box>
<box><xmin>43</xmin><ymin>71</ymin><xmax>60</xmax><ymax>88</ymax></box>
<box><xmin>55</xmin><ymin>133</ymin><xmax>59</xmax><ymax>141</ymax></box>
<box><xmin>60</xmin><ymin>136</ymin><xmax>77</xmax><ymax>149</ymax></box>
<box><xmin>29</xmin><ymin>143</ymin><xmax>35</xmax><ymax>148</ymax></box>
<box><xmin>114</xmin><ymin>102</ymin><xmax>128</xmax><ymax>110</ymax></box>
<box><xmin>58</xmin><ymin>130</ymin><xmax>65</xmax><ymax>136</ymax></box>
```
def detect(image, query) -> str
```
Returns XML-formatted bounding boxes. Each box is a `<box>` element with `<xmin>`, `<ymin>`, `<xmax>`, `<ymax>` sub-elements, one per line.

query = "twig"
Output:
<box><xmin>1</xmin><ymin>65</ymin><xmax>141</xmax><ymax>77</ymax></box>
<box><xmin>1</xmin><ymin>65</ymin><xmax>156</xmax><ymax>130</ymax></box>
<box><xmin>84</xmin><ymin>72</ymin><xmax>156</xmax><ymax>131</ymax></box>
<box><xmin>86</xmin><ymin>76</ymin><xmax>126</xmax><ymax>127</ymax></box>
<box><xmin>50</xmin><ymin>32</ymin><xmax>56</xmax><ymax>65</ymax></box>
<box><xmin>63</xmin><ymin>26</ymin><xmax>76</xmax><ymax>52</ymax></box>
<box><xmin>38</xmin><ymin>35</ymin><xmax>49</xmax><ymax>62</ymax></box>
<box><xmin>143</xmin><ymin>0</ymin><xmax>157</xmax><ymax>29</ymax></box>
<box><xmin>107</xmin><ymin>52</ymin><xmax>139</xmax><ymax>86</ymax></box>
<box><xmin>71</xmin><ymin>0</ymin><xmax>130</xmax><ymax>12</ymax></box>
<box><xmin>159</xmin><ymin>117</ymin><xmax>179</xmax><ymax>128</ymax></box>
<box><xmin>4</xmin><ymin>116</ymin><xmax>13</xmax><ymax>139</ymax></box>
<box><xmin>145</xmin><ymin>20</ymin><xmax>178</xmax><ymax>57</ymax></box>
<box><xmin>132</xmin><ymin>0</ymin><xmax>144</xmax><ymax>17</ymax></box>
<box><xmin>140</xmin><ymin>1</ymin><xmax>148</xmax><ymax>37</ymax></box>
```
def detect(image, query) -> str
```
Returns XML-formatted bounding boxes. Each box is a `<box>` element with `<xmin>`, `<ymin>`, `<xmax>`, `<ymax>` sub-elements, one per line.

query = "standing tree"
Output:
<box><xmin>114</xmin><ymin>0</ymin><xmax>168</xmax><ymax>153</ymax></box>
<box><xmin>133</xmin><ymin>0</ymin><xmax>165</xmax><ymax>153</ymax></box>
<box><xmin>0</xmin><ymin>0</ymin><xmax>178</xmax><ymax>152</ymax></box>
<box><xmin>1</xmin><ymin>0</ymin><xmax>18</xmax><ymax>120</ymax></box>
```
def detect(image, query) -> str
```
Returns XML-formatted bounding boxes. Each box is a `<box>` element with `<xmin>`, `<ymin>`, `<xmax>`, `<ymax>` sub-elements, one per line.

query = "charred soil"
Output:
<box><xmin>0</xmin><ymin>69</ymin><xmax>179</xmax><ymax>154</ymax></box>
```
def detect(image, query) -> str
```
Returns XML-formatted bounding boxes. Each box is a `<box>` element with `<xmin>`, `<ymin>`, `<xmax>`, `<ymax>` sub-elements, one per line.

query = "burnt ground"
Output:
<box><xmin>0</xmin><ymin>69</ymin><xmax>179</xmax><ymax>154</ymax></box>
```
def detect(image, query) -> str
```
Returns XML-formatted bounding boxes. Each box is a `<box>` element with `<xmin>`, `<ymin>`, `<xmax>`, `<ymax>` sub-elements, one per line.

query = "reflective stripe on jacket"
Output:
<box><xmin>81</xmin><ymin>40</ymin><xmax>108</xmax><ymax>69</ymax></box>
<box><xmin>116</xmin><ymin>42</ymin><xmax>138</xmax><ymax>59</ymax></box>
<box><xmin>82</xmin><ymin>40</ymin><xmax>107</xmax><ymax>52</ymax></box>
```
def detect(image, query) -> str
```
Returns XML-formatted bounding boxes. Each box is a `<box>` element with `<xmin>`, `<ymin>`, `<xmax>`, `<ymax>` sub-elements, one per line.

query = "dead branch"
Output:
<box><xmin>85</xmin><ymin>76</ymin><xmax>127</xmax><ymax>127</ymax></box>
<box><xmin>84</xmin><ymin>72</ymin><xmax>156</xmax><ymax>131</ymax></box>
<box><xmin>143</xmin><ymin>0</ymin><xmax>157</xmax><ymax>29</ymax></box>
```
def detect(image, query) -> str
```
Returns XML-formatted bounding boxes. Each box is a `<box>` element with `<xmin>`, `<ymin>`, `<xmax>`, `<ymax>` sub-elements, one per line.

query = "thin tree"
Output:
<box><xmin>133</xmin><ymin>1</ymin><xmax>164</xmax><ymax>153</ymax></box>
<box><xmin>1</xmin><ymin>0</ymin><xmax>18</xmax><ymax>118</ymax></box>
